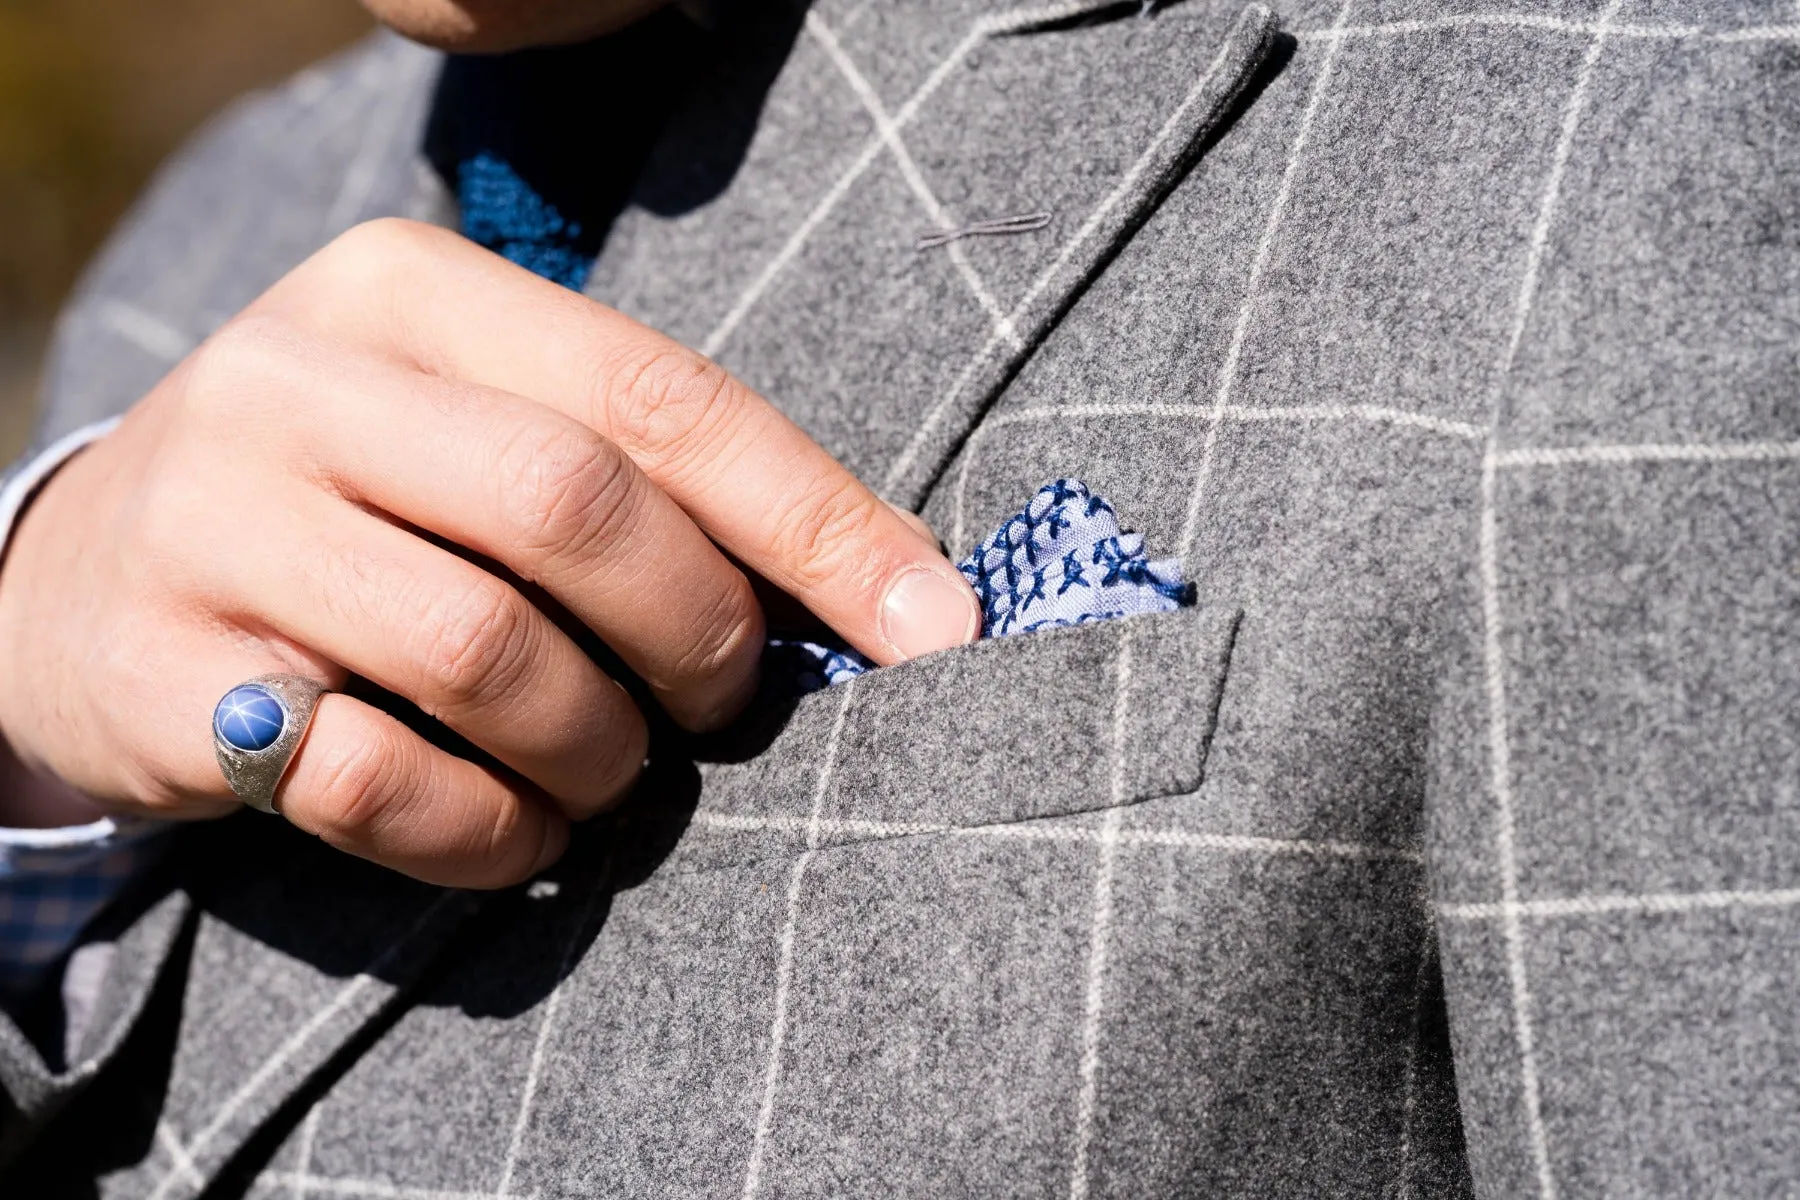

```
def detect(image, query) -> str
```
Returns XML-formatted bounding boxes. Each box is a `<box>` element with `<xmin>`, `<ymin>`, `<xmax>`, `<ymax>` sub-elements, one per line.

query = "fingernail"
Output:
<box><xmin>880</xmin><ymin>568</ymin><xmax>980</xmax><ymax>661</ymax></box>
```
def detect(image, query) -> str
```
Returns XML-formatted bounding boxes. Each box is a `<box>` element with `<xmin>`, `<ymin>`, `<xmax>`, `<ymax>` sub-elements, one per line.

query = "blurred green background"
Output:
<box><xmin>0</xmin><ymin>0</ymin><xmax>375</xmax><ymax>460</ymax></box>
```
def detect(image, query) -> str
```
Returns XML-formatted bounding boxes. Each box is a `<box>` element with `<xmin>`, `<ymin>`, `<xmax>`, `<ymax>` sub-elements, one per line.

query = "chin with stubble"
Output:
<box><xmin>361</xmin><ymin>0</ymin><xmax>671</xmax><ymax>52</ymax></box>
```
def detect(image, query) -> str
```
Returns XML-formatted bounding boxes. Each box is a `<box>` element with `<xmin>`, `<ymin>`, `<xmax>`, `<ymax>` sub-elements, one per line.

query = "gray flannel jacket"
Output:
<box><xmin>3</xmin><ymin>0</ymin><xmax>1797</xmax><ymax>1194</ymax></box>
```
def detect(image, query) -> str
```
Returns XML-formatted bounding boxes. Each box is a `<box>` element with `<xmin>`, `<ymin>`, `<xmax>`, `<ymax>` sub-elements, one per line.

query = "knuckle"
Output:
<box><xmin>300</xmin><ymin>218</ymin><xmax>447</xmax><ymax>320</ymax></box>
<box><xmin>583</xmin><ymin>705</ymin><xmax>648</xmax><ymax>807</ymax></box>
<box><xmin>772</xmin><ymin>474</ymin><xmax>884</xmax><ymax>593</ymax></box>
<box><xmin>599</xmin><ymin>345</ymin><xmax>738</xmax><ymax>472</ymax></box>
<box><xmin>466</xmin><ymin>793</ymin><xmax>561</xmax><ymax>890</ymax></box>
<box><xmin>305</xmin><ymin>721</ymin><xmax>406</xmax><ymax>840</ymax></box>
<box><xmin>665</xmin><ymin>574</ymin><xmax>763</xmax><ymax>688</ymax></box>
<box><xmin>496</xmin><ymin>425</ymin><xmax>640</xmax><ymax>563</ymax></box>
<box><xmin>321</xmin><ymin>217</ymin><xmax>439</xmax><ymax>277</ymax></box>
<box><xmin>180</xmin><ymin>315</ymin><xmax>300</xmax><ymax>416</ymax></box>
<box><xmin>412</xmin><ymin>578</ymin><xmax>537</xmax><ymax>714</ymax></box>
<box><xmin>467</xmin><ymin>786</ymin><xmax>528</xmax><ymax>870</ymax></box>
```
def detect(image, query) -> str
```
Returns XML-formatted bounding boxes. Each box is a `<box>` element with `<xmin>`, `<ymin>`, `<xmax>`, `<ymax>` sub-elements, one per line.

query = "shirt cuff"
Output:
<box><xmin>0</xmin><ymin>415</ymin><xmax>141</xmax><ymax>857</ymax></box>
<box><xmin>0</xmin><ymin>814</ymin><xmax>169</xmax><ymax>880</ymax></box>
<box><xmin>0</xmin><ymin>816</ymin><xmax>170</xmax><ymax>998</ymax></box>
<box><xmin>0</xmin><ymin>418</ymin><xmax>168</xmax><ymax>996</ymax></box>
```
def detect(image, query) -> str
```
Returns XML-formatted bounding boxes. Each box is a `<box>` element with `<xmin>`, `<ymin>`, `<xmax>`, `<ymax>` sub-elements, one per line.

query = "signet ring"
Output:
<box><xmin>212</xmin><ymin>674</ymin><xmax>328</xmax><ymax>814</ymax></box>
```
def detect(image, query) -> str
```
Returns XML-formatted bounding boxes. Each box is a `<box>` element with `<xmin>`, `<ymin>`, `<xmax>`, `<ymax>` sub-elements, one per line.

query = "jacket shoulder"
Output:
<box><xmin>36</xmin><ymin>33</ymin><xmax>445</xmax><ymax>444</ymax></box>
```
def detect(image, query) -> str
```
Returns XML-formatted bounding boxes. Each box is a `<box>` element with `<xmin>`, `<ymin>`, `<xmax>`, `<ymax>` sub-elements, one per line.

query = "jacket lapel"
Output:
<box><xmin>36</xmin><ymin>8</ymin><xmax>1285</xmax><ymax>1192</ymax></box>
<box><xmin>587</xmin><ymin>0</ymin><xmax>1281</xmax><ymax>506</ymax></box>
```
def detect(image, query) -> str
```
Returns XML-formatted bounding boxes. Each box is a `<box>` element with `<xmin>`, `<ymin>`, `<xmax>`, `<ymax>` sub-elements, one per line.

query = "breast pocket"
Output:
<box><xmin>661</xmin><ymin>606</ymin><xmax>1240</xmax><ymax>872</ymax></box>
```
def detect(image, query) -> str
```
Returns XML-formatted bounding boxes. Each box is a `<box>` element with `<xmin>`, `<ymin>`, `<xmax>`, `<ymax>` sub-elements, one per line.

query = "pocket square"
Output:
<box><xmin>767</xmin><ymin>479</ymin><xmax>1193</xmax><ymax>694</ymax></box>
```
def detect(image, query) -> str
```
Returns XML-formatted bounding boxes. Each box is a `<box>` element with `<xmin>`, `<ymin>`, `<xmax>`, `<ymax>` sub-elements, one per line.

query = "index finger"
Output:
<box><xmin>283</xmin><ymin>220</ymin><xmax>980</xmax><ymax>667</ymax></box>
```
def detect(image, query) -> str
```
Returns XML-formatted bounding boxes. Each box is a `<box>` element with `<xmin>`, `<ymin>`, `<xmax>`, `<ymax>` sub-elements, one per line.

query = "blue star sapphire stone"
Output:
<box><xmin>214</xmin><ymin>685</ymin><xmax>287</xmax><ymax>753</ymax></box>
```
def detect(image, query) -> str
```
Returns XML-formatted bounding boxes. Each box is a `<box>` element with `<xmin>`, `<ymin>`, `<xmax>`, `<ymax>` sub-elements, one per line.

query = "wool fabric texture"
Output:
<box><xmin>6</xmin><ymin>1</ymin><xmax>1797</xmax><ymax>1196</ymax></box>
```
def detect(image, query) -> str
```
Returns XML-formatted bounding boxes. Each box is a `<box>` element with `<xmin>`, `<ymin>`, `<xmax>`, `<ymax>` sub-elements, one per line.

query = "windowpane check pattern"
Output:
<box><xmin>14</xmin><ymin>0</ymin><xmax>1797</xmax><ymax>1196</ymax></box>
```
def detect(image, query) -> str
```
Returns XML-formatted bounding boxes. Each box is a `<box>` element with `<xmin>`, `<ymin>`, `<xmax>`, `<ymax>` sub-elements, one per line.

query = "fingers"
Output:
<box><xmin>277</xmin><ymin>692</ymin><xmax>568</xmax><ymax>889</ymax></box>
<box><xmin>210</xmin><ymin>490</ymin><xmax>646</xmax><ymax>820</ymax></box>
<box><xmin>886</xmin><ymin>502</ymin><xmax>943</xmax><ymax>551</ymax></box>
<box><xmin>118</xmin><ymin>636</ymin><xmax>569</xmax><ymax>888</ymax></box>
<box><xmin>277</xmin><ymin>221</ymin><xmax>980</xmax><ymax>667</ymax></box>
<box><xmin>298</xmin><ymin>364</ymin><xmax>763</xmax><ymax>730</ymax></box>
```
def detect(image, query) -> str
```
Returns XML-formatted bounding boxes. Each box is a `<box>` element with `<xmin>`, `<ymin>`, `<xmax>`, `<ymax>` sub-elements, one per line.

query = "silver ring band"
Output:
<box><xmin>212</xmin><ymin>673</ymin><xmax>328</xmax><ymax>814</ymax></box>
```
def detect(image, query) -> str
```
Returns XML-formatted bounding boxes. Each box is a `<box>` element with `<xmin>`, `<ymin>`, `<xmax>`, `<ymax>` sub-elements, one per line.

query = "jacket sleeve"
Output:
<box><xmin>0</xmin><ymin>29</ymin><xmax>443</xmax><ymax>1158</ymax></box>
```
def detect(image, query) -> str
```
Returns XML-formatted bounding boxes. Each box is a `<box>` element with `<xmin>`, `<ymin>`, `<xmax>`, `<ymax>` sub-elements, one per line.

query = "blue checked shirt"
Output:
<box><xmin>0</xmin><ymin>818</ymin><xmax>169</xmax><ymax>1001</ymax></box>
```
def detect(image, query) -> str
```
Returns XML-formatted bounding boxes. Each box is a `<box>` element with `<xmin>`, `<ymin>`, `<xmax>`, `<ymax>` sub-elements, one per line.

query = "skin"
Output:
<box><xmin>0</xmin><ymin>219</ymin><xmax>980</xmax><ymax>887</ymax></box>
<box><xmin>360</xmin><ymin>0</ymin><xmax>670</xmax><ymax>51</ymax></box>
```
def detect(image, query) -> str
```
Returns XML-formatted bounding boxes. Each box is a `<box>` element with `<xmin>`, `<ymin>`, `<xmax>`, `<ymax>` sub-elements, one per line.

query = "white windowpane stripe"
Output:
<box><xmin>980</xmin><ymin>401</ymin><xmax>1487</xmax><ymax>437</ymax></box>
<box><xmin>740</xmin><ymin>682</ymin><xmax>857</xmax><ymax>1200</ymax></box>
<box><xmin>684</xmin><ymin>809</ymin><xmax>1423</xmax><ymax>862</ymax></box>
<box><xmin>1066</xmin><ymin>634</ymin><xmax>1135</xmax><ymax>1200</ymax></box>
<box><xmin>291</xmin><ymin>1107</ymin><xmax>324</xmax><ymax>1200</ymax></box>
<box><xmin>1476</xmin><ymin>0</ymin><xmax>1628</xmax><ymax>1193</ymax></box>
<box><xmin>951</xmin><ymin>403</ymin><xmax>1800</xmax><ymax>521</ymax></box>
<box><xmin>1442</xmin><ymin>887</ymin><xmax>1800</xmax><ymax>921</ymax></box>
<box><xmin>1295</xmin><ymin>14</ymin><xmax>1800</xmax><ymax>42</ymax></box>
<box><xmin>1496</xmin><ymin>440</ymin><xmax>1800</xmax><ymax>467</ymax></box>
<box><xmin>254</xmin><ymin>1175</ymin><xmax>515</xmax><ymax>1200</ymax></box>
<box><xmin>805</xmin><ymin>11</ymin><xmax>1024</xmax><ymax>352</ymax></box>
<box><xmin>1714</xmin><ymin>24</ymin><xmax>1800</xmax><ymax>41</ymax></box>
<box><xmin>157</xmin><ymin>1121</ymin><xmax>205</xmax><ymax>1190</ymax></box>
<box><xmin>94</xmin><ymin>299</ymin><xmax>194</xmax><ymax>363</ymax></box>
<box><xmin>493</xmin><ymin>881</ymin><xmax>614</xmax><ymax>1198</ymax></box>
<box><xmin>1176</xmin><ymin>0</ymin><xmax>1354</xmax><ymax>561</ymax></box>
<box><xmin>147</xmin><ymin>896</ymin><xmax>462</xmax><ymax>1199</ymax></box>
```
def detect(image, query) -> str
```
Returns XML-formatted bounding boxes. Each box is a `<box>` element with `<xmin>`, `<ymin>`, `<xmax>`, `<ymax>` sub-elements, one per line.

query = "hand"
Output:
<box><xmin>0</xmin><ymin>219</ymin><xmax>978</xmax><ymax>887</ymax></box>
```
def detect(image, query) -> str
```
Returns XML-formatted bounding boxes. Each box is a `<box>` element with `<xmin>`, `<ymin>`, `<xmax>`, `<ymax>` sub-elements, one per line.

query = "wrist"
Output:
<box><xmin>0</xmin><ymin>735</ymin><xmax>107</xmax><ymax>829</ymax></box>
<box><xmin>0</xmin><ymin>420</ymin><xmax>121</xmax><ymax>830</ymax></box>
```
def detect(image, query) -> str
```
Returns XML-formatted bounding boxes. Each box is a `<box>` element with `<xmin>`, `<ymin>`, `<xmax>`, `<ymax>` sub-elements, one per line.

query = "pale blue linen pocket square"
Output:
<box><xmin>767</xmin><ymin>479</ymin><xmax>1192</xmax><ymax>693</ymax></box>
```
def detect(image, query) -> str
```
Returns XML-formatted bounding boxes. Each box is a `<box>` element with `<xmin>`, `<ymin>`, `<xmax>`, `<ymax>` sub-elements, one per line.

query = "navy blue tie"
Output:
<box><xmin>427</xmin><ymin>13</ymin><xmax>689</xmax><ymax>292</ymax></box>
<box><xmin>454</xmin><ymin>151</ymin><xmax>594</xmax><ymax>290</ymax></box>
